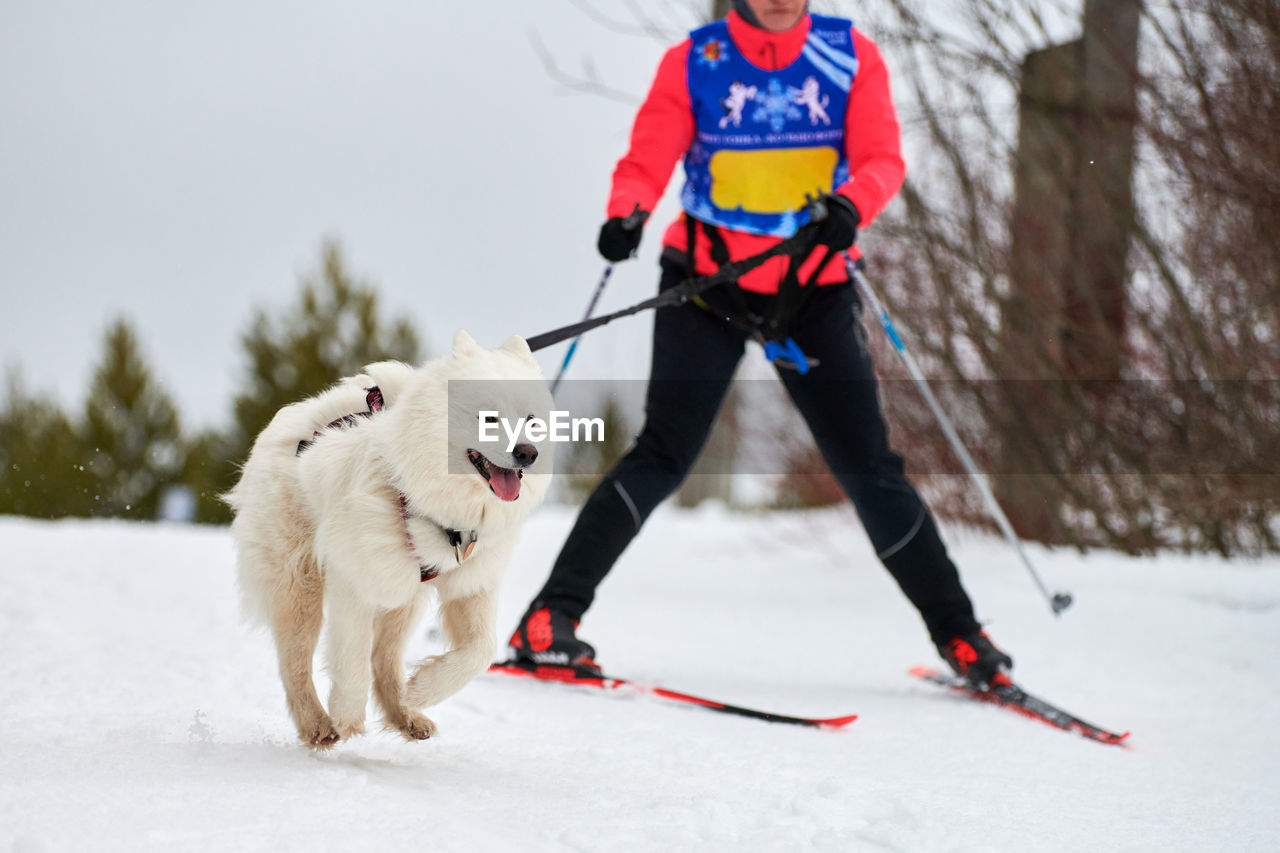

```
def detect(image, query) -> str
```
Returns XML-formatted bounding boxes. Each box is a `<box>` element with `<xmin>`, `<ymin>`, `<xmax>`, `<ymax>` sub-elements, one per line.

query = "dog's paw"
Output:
<box><xmin>301</xmin><ymin>718</ymin><xmax>341</xmax><ymax>750</ymax></box>
<box><xmin>397</xmin><ymin>711</ymin><xmax>438</xmax><ymax>742</ymax></box>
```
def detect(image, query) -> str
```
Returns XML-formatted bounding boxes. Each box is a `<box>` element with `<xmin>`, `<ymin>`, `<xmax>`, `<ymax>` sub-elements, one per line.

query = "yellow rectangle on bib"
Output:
<box><xmin>709</xmin><ymin>147</ymin><xmax>838</xmax><ymax>214</ymax></box>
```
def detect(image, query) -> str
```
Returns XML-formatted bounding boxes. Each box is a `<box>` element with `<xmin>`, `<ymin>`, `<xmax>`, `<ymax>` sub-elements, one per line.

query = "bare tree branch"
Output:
<box><xmin>528</xmin><ymin>30</ymin><xmax>644</xmax><ymax>106</ymax></box>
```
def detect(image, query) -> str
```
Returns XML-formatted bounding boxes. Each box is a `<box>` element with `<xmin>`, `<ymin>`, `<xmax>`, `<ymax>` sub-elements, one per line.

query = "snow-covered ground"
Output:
<box><xmin>3</xmin><ymin>508</ymin><xmax>1278</xmax><ymax>852</ymax></box>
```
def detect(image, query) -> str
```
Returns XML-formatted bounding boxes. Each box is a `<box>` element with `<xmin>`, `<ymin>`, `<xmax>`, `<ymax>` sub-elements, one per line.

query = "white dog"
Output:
<box><xmin>227</xmin><ymin>331</ymin><xmax>554</xmax><ymax>748</ymax></box>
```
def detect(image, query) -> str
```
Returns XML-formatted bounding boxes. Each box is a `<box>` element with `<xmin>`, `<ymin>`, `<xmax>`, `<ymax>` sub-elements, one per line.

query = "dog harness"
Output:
<box><xmin>295</xmin><ymin>385</ymin><xmax>478</xmax><ymax>582</ymax></box>
<box><xmin>399</xmin><ymin>494</ymin><xmax>478</xmax><ymax>582</ymax></box>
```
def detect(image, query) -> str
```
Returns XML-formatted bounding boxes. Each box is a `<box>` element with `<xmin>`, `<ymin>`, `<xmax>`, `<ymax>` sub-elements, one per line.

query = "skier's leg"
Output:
<box><xmin>776</xmin><ymin>281</ymin><xmax>982</xmax><ymax>644</ymax></box>
<box><xmin>527</xmin><ymin>258</ymin><xmax>747</xmax><ymax>622</ymax></box>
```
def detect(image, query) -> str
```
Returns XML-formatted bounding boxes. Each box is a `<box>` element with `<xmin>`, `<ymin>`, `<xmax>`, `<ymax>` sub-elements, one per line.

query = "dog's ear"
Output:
<box><xmin>452</xmin><ymin>330</ymin><xmax>483</xmax><ymax>357</ymax></box>
<box><xmin>499</xmin><ymin>334</ymin><xmax>535</xmax><ymax>363</ymax></box>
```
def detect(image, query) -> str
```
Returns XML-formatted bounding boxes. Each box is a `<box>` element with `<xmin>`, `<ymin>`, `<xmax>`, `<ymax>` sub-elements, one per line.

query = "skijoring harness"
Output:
<box><xmin>525</xmin><ymin>197</ymin><xmax>840</xmax><ymax>375</ymax></box>
<box><xmin>295</xmin><ymin>385</ymin><xmax>477</xmax><ymax>583</ymax></box>
<box><xmin>682</xmin><ymin>211</ymin><xmax>836</xmax><ymax>375</ymax></box>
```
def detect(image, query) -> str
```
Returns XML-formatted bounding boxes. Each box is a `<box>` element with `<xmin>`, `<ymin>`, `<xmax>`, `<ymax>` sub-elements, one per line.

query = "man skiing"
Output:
<box><xmin>508</xmin><ymin>0</ymin><xmax>1013</xmax><ymax>689</ymax></box>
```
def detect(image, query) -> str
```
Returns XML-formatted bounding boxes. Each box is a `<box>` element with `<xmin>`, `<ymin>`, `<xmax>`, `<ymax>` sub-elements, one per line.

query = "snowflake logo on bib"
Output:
<box><xmin>751</xmin><ymin>78</ymin><xmax>803</xmax><ymax>132</ymax></box>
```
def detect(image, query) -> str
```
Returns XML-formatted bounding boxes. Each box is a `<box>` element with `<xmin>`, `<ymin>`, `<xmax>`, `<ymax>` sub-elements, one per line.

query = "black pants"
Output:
<box><xmin>534</xmin><ymin>255</ymin><xmax>981</xmax><ymax>645</ymax></box>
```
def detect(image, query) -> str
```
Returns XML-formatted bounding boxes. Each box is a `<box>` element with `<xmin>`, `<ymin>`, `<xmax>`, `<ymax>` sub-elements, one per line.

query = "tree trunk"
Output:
<box><xmin>998</xmin><ymin>0</ymin><xmax>1141</xmax><ymax>543</ymax></box>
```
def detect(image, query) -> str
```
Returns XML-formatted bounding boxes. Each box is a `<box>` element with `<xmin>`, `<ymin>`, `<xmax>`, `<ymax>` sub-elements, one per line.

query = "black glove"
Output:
<box><xmin>811</xmin><ymin>194</ymin><xmax>861</xmax><ymax>252</ymax></box>
<box><xmin>597</xmin><ymin>207</ymin><xmax>649</xmax><ymax>262</ymax></box>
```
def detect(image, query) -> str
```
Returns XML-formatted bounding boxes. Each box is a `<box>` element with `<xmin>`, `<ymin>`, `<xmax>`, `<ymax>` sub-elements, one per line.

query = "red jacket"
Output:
<box><xmin>606</xmin><ymin>10</ymin><xmax>905</xmax><ymax>294</ymax></box>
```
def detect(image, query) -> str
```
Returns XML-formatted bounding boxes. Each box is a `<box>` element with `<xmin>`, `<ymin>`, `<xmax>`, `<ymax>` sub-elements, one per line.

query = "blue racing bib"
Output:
<box><xmin>681</xmin><ymin>15</ymin><xmax>858</xmax><ymax>237</ymax></box>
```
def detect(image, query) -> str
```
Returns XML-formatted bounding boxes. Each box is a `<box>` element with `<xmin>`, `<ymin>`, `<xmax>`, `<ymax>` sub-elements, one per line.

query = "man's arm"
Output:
<box><xmin>836</xmin><ymin>30</ymin><xmax>907</xmax><ymax>225</ymax></box>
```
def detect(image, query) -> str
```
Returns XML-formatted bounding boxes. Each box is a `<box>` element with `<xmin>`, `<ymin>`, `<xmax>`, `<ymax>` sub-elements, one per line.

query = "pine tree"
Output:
<box><xmin>178</xmin><ymin>428</ymin><xmax>237</xmax><ymax>524</ymax></box>
<box><xmin>81</xmin><ymin>319</ymin><xmax>185</xmax><ymax>519</ymax></box>
<box><xmin>0</xmin><ymin>370</ymin><xmax>96</xmax><ymax>518</ymax></box>
<box><xmin>221</xmin><ymin>241</ymin><xmax>422</xmax><ymax>492</ymax></box>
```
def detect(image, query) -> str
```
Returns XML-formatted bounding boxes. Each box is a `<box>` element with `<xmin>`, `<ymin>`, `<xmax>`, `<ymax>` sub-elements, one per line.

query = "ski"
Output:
<box><xmin>909</xmin><ymin>666</ymin><xmax>1130</xmax><ymax>746</ymax></box>
<box><xmin>488</xmin><ymin>660</ymin><xmax>857</xmax><ymax>730</ymax></box>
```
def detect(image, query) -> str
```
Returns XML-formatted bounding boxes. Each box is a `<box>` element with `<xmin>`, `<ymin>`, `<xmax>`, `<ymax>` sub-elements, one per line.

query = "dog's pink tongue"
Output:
<box><xmin>489</xmin><ymin>467</ymin><xmax>522</xmax><ymax>501</ymax></box>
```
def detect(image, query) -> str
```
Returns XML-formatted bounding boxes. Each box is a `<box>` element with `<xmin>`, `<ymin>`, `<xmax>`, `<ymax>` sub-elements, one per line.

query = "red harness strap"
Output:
<box><xmin>295</xmin><ymin>386</ymin><xmax>385</xmax><ymax>456</ymax></box>
<box><xmin>400</xmin><ymin>494</ymin><xmax>441</xmax><ymax>581</ymax></box>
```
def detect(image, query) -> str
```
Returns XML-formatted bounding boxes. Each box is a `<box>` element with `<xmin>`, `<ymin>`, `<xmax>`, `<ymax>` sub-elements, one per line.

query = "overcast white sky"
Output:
<box><xmin>0</xmin><ymin>0</ymin><xmax>700</xmax><ymax>428</ymax></box>
<box><xmin>1</xmin><ymin>1</ymin><xmax>1079</xmax><ymax>430</ymax></box>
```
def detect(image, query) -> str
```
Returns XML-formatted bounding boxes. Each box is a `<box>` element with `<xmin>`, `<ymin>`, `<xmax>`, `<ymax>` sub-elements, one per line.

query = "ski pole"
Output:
<box><xmin>845</xmin><ymin>255</ymin><xmax>1073</xmax><ymax>617</ymax></box>
<box><xmin>551</xmin><ymin>264</ymin><xmax>613</xmax><ymax>394</ymax></box>
<box><xmin>549</xmin><ymin>205</ymin><xmax>650</xmax><ymax>392</ymax></box>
